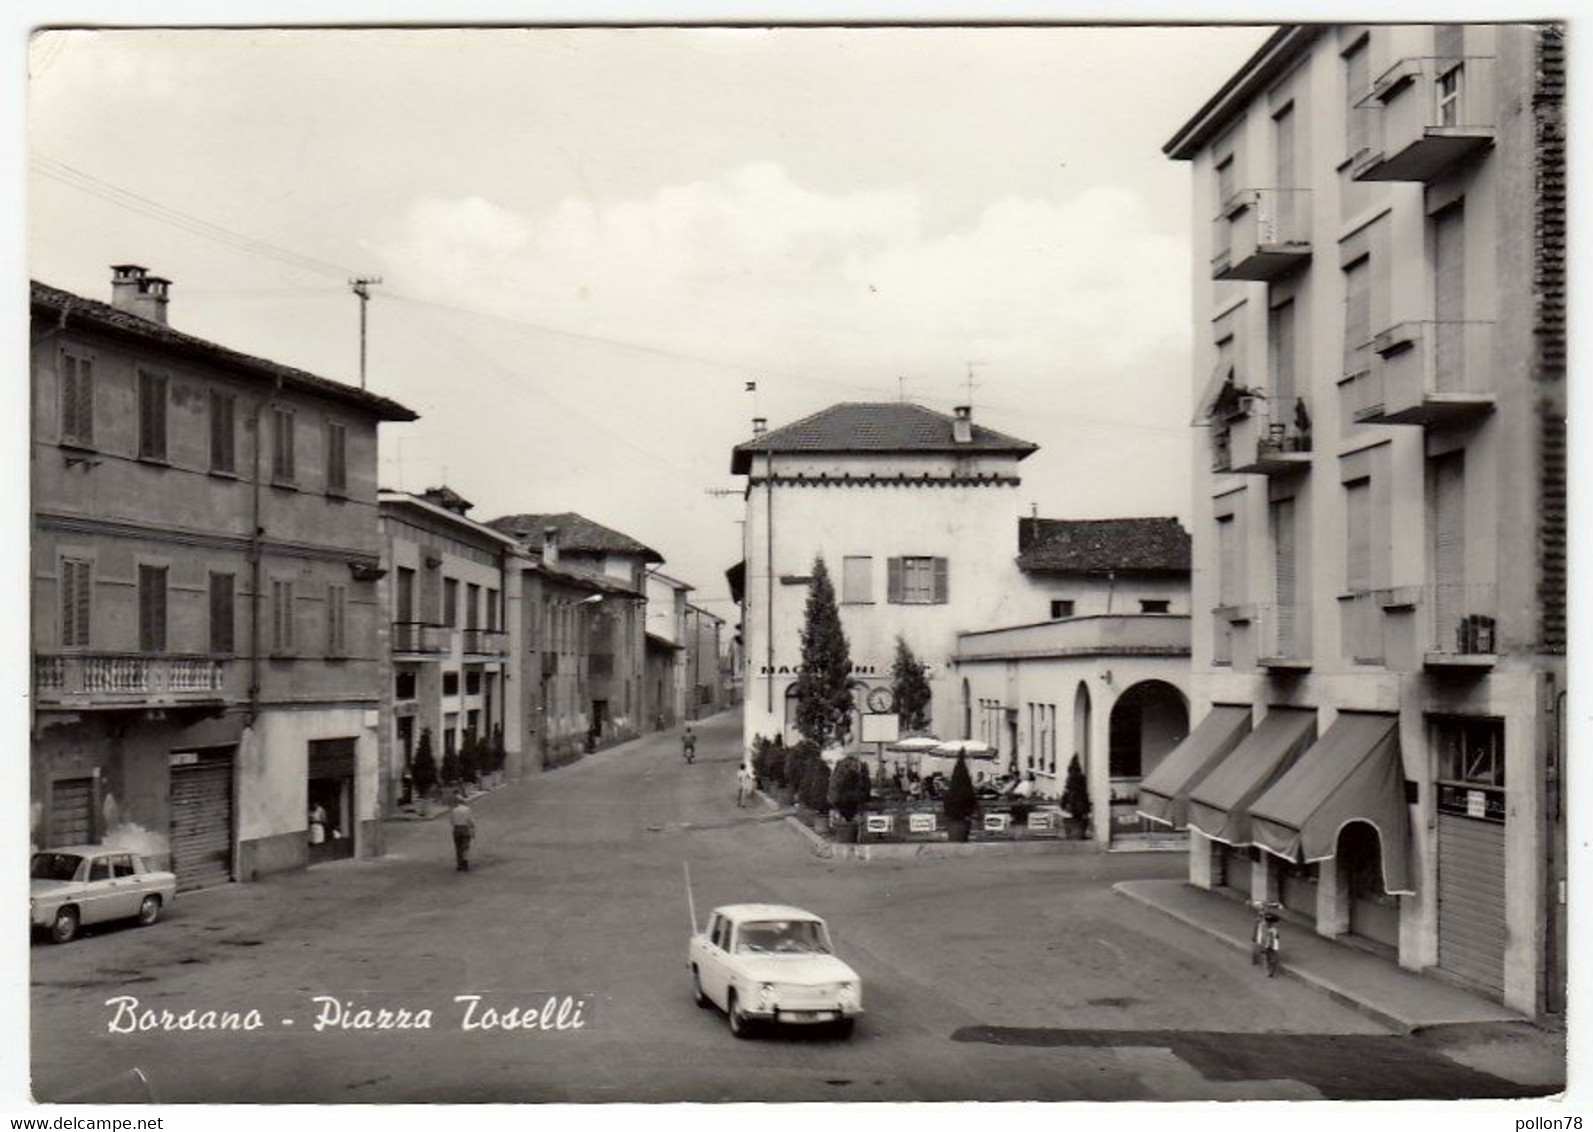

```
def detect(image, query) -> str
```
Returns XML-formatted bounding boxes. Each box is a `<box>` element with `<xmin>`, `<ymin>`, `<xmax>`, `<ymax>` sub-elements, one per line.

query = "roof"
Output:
<box><xmin>379</xmin><ymin>490</ymin><xmax>522</xmax><ymax>550</ymax></box>
<box><xmin>1164</xmin><ymin>27</ymin><xmax>1320</xmax><ymax>160</ymax></box>
<box><xmin>1017</xmin><ymin>517</ymin><xmax>1191</xmax><ymax>575</ymax></box>
<box><xmin>725</xmin><ymin>560</ymin><xmax>746</xmax><ymax>604</ymax></box>
<box><xmin>712</xmin><ymin>904</ymin><xmax>824</xmax><ymax>924</ymax></box>
<box><xmin>646</xmin><ymin>631</ymin><xmax>686</xmax><ymax>652</ymax></box>
<box><xmin>486</xmin><ymin>511</ymin><xmax>663</xmax><ymax>564</ymax></box>
<box><xmin>32</xmin><ymin>280</ymin><xmax>418</xmax><ymax>422</ymax></box>
<box><xmin>523</xmin><ymin>558</ymin><xmax>638</xmax><ymax>596</ymax></box>
<box><xmin>731</xmin><ymin>402</ymin><xmax>1037</xmax><ymax>474</ymax></box>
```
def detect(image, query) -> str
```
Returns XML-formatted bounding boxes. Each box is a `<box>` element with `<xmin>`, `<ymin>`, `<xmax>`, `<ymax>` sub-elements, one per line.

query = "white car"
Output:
<box><xmin>31</xmin><ymin>846</ymin><xmax>177</xmax><ymax>944</ymax></box>
<box><xmin>687</xmin><ymin>903</ymin><xmax>863</xmax><ymax>1038</ymax></box>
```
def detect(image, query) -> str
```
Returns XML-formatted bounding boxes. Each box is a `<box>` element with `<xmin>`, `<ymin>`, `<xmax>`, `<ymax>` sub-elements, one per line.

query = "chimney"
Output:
<box><xmin>752</xmin><ymin>417</ymin><xmax>768</xmax><ymax>436</ymax></box>
<box><xmin>109</xmin><ymin>264</ymin><xmax>171</xmax><ymax>325</ymax></box>
<box><xmin>952</xmin><ymin>405</ymin><xmax>973</xmax><ymax>443</ymax></box>
<box><xmin>542</xmin><ymin>526</ymin><xmax>560</xmax><ymax>567</ymax></box>
<box><xmin>419</xmin><ymin>485</ymin><xmax>472</xmax><ymax>516</ymax></box>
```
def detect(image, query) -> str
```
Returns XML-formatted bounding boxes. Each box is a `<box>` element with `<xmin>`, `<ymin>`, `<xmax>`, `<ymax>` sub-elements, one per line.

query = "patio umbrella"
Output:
<box><xmin>930</xmin><ymin>739</ymin><xmax>999</xmax><ymax>760</ymax></box>
<box><xmin>888</xmin><ymin>736</ymin><xmax>942</xmax><ymax>752</ymax></box>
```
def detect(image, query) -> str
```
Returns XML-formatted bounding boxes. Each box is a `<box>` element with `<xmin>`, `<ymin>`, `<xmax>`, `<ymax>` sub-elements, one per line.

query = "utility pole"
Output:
<box><xmin>350</xmin><ymin>276</ymin><xmax>382</xmax><ymax>389</ymax></box>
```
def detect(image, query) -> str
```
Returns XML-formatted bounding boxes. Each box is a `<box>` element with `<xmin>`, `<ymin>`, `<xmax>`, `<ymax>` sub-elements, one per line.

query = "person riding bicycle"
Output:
<box><xmin>682</xmin><ymin>726</ymin><xmax>697</xmax><ymax>764</ymax></box>
<box><xmin>1251</xmin><ymin>901</ymin><xmax>1281</xmax><ymax>976</ymax></box>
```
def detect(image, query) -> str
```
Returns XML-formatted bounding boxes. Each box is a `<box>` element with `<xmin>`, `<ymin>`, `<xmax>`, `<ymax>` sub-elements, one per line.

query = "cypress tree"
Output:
<box><xmin>412</xmin><ymin>728</ymin><xmax>438</xmax><ymax>799</ymax></box>
<box><xmin>891</xmin><ymin>635</ymin><xmax>933</xmax><ymax>733</ymax></box>
<box><xmin>793</xmin><ymin>556</ymin><xmax>855</xmax><ymax>748</ymax></box>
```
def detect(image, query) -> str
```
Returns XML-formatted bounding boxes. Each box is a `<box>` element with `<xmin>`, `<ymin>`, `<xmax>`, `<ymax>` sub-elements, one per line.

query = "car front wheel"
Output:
<box><xmin>50</xmin><ymin>906</ymin><xmax>80</xmax><ymax>945</ymax></box>
<box><xmin>834</xmin><ymin>1017</ymin><xmax>856</xmax><ymax>1040</ymax></box>
<box><xmin>692</xmin><ymin>968</ymin><xmax>711</xmax><ymax>1009</ymax></box>
<box><xmin>727</xmin><ymin>991</ymin><xmax>753</xmax><ymax>1039</ymax></box>
<box><xmin>137</xmin><ymin>895</ymin><xmax>162</xmax><ymax>927</ymax></box>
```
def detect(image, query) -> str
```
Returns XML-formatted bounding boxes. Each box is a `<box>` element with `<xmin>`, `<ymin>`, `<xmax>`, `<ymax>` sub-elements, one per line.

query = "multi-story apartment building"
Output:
<box><xmin>683</xmin><ymin>603</ymin><xmax>727</xmax><ymax>720</ymax></box>
<box><xmin>378</xmin><ymin>487</ymin><xmax>519</xmax><ymax>810</ymax></box>
<box><xmin>31</xmin><ymin>267</ymin><xmax>416</xmax><ymax>887</ymax></box>
<box><xmin>956</xmin><ymin>517</ymin><xmax>1192</xmax><ymax>846</ymax></box>
<box><xmin>731</xmin><ymin>402</ymin><xmax>1039</xmax><ymax>751</ymax></box>
<box><xmin>489</xmin><ymin>512</ymin><xmax>656</xmax><ymax>752</ymax></box>
<box><xmin>645</xmin><ymin>570</ymin><xmax>692</xmax><ymax>728</ymax></box>
<box><xmin>1153</xmin><ymin>24</ymin><xmax>1564</xmax><ymax>1015</ymax></box>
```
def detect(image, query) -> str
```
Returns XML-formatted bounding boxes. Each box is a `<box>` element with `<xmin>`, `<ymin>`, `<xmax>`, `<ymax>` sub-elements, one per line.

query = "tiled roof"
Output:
<box><xmin>730</xmin><ymin>402</ymin><xmax>1037</xmax><ymax>474</ymax></box>
<box><xmin>486</xmin><ymin>511</ymin><xmax>663</xmax><ymax>564</ymax></box>
<box><xmin>31</xmin><ymin>280</ymin><xmax>418</xmax><ymax>422</ymax></box>
<box><xmin>1017</xmin><ymin>517</ymin><xmax>1191</xmax><ymax>575</ymax></box>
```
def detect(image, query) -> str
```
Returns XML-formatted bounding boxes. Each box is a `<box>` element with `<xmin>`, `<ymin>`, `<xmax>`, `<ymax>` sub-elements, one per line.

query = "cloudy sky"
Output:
<box><xmin>28</xmin><ymin>24</ymin><xmax>1275</xmax><ymax>608</ymax></box>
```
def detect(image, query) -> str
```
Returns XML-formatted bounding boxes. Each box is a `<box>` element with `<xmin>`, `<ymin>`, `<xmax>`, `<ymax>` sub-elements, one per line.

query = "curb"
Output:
<box><xmin>1112</xmin><ymin>880</ymin><xmax>1413</xmax><ymax>1035</ymax></box>
<box><xmin>771</xmin><ymin>806</ymin><xmax>1103</xmax><ymax>861</ymax></box>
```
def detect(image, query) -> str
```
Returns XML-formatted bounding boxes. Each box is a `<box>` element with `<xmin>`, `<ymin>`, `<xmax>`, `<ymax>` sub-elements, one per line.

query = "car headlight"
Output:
<box><xmin>758</xmin><ymin>982</ymin><xmax>775</xmax><ymax>1008</ymax></box>
<box><xmin>837</xmin><ymin>982</ymin><xmax>858</xmax><ymax>1007</ymax></box>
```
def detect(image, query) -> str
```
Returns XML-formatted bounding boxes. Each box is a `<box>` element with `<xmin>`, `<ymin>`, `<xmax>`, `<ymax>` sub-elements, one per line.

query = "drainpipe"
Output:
<box><xmin>765</xmin><ymin>451</ymin><xmax>775</xmax><ymax>715</ymax></box>
<box><xmin>247</xmin><ymin>382</ymin><xmax>279</xmax><ymax>725</ymax></box>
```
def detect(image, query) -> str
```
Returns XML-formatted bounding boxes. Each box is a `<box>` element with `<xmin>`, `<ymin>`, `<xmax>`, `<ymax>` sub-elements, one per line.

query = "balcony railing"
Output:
<box><xmin>1253</xmin><ymin>602</ymin><xmax>1312</xmax><ymax>668</ymax></box>
<box><xmin>1211</xmin><ymin>188</ymin><xmax>1312</xmax><ymax>281</ymax></box>
<box><xmin>461</xmin><ymin>628</ymin><xmax>509</xmax><ymax>658</ymax></box>
<box><xmin>1353</xmin><ymin>321</ymin><xmax>1495</xmax><ymax>427</ymax></box>
<box><xmin>1353</xmin><ymin>56</ymin><xmax>1496</xmax><ymax>183</ymax></box>
<box><xmin>34</xmin><ymin>652</ymin><xmax>228</xmax><ymax>707</ymax></box>
<box><xmin>392</xmin><ymin>621</ymin><xmax>447</xmax><ymax>655</ymax></box>
<box><xmin>955</xmin><ymin>614</ymin><xmax>1190</xmax><ymax>663</ymax></box>
<box><xmin>1227</xmin><ymin>396</ymin><xmax>1312</xmax><ymax>476</ymax></box>
<box><xmin>1425</xmin><ymin>583</ymin><xmax>1498</xmax><ymax>669</ymax></box>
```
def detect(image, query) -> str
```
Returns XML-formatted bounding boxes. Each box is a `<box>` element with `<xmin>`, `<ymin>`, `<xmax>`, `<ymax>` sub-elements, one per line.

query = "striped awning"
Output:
<box><xmin>1249</xmin><ymin>712</ymin><xmax>1413</xmax><ymax>895</ymax></box>
<box><xmin>1137</xmin><ymin>705</ymin><xmax>1252</xmax><ymax>829</ymax></box>
<box><xmin>1187</xmin><ymin>708</ymin><xmax>1317</xmax><ymax>846</ymax></box>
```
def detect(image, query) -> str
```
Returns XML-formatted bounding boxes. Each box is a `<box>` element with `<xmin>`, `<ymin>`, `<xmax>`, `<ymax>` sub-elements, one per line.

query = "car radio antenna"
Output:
<box><xmin>684</xmin><ymin>860</ymin><xmax>699</xmax><ymax>934</ymax></box>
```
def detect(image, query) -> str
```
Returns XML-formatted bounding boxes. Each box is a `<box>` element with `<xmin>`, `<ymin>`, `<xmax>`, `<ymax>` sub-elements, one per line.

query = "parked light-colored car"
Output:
<box><xmin>30</xmin><ymin>846</ymin><xmax>177</xmax><ymax>944</ymax></box>
<box><xmin>687</xmin><ymin>903</ymin><xmax>863</xmax><ymax>1038</ymax></box>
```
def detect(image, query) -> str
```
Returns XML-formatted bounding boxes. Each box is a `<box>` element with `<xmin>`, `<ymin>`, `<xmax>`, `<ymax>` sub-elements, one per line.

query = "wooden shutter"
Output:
<box><xmin>61</xmin><ymin>558</ymin><xmax>90</xmax><ymax>647</ymax></box>
<box><xmin>60</xmin><ymin>356</ymin><xmax>80</xmax><ymax>442</ymax></box>
<box><xmin>1432</xmin><ymin>454</ymin><xmax>1466</xmax><ymax>649</ymax></box>
<box><xmin>933</xmin><ymin>557</ymin><xmax>949</xmax><ymax>604</ymax></box>
<box><xmin>1345</xmin><ymin>40</ymin><xmax>1370</xmax><ymax>158</ymax></box>
<box><xmin>328</xmin><ymin>422</ymin><xmax>347</xmax><ymax>492</ymax></box>
<box><xmin>1344</xmin><ymin>258</ymin><xmax>1370</xmax><ymax>376</ymax></box>
<box><xmin>139</xmin><ymin>565</ymin><xmax>167</xmax><ymax>652</ymax></box>
<box><xmin>138</xmin><ymin>372</ymin><xmax>167</xmax><ymax>459</ymax></box>
<box><xmin>211</xmin><ymin>390</ymin><xmax>235</xmax><ymax>473</ymax></box>
<box><xmin>886</xmin><ymin>558</ymin><xmax>903</xmax><ymax>603</ymax></box>
<box><xmin>1434</xmin><ymin>203</ymin><xmax>1466</xmax><ymax>393</ymax></box>
<box><xmin>1273</xmin><ymin>103</ymin><xmax>1296</xmax><ymax>237</ymax></box>
<box><xmin>1271</xmin><ymin>498</ymin><xmax>1297</xmax><ymax>654</ymax></box>
<box><xmin>1217</xmin><ymin>516</ymin><xmax>1237</xmax><ymax>605</ymax></box>
<box><xmin>1346</xmin><ymin>480</ymin><xmax>1372</xmax><ymax>590</ymax></box>
<box><xmin>210</xmin><ymin>573</ymin><xmax>234</xmax><ymax>654</ymax></box>
<box><xmin>1269</xmin><ymin>300</ymin><xmax>1296</xmax><ymax>407</ymax></box>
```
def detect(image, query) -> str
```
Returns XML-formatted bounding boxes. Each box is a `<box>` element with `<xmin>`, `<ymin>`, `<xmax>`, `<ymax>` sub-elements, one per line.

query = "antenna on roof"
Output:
<box><xmin>964</xmin><ymin>361</ymin><xmax>985</xmax><ymax>410</ymax></box>
<box><xmin>350</xmin><ymin>276</ymin><xmax>382</xmax><ymax>390</ymax></box>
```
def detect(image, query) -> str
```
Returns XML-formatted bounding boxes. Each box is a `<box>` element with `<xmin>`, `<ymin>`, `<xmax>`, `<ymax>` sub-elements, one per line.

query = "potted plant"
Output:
<box><xmin>1061</xmin><ymin>754</ymin><xmax>1091</xmax><ymax>840</ymax></box>
<box><xmin>829</xmin><ymin>755</ymin><xmax>868</xmax><ymax>843</ymax></box>
<box><xmin>942</xmin><ymin>754</ymin><xmax>978</xmax><ymax>842</ymax></box>
<box><xmin>1009</xmin><ymin>798</ymin><xmax>1032</xmax><ymax>840</ymax></box>
<box><xmin>800</xmin><ymin>757</ymin><xmax>831</xmax><ymax>835</ymax></box>
<box><xmin>411</xmin><ymin>728</ymin><xmax>438</xmax><ymax>816</ymax></box>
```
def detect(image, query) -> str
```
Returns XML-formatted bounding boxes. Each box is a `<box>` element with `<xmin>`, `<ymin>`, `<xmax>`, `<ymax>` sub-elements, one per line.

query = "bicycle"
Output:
<box><xmin>1251</xmin><ymin>900</ymin><xmax>1282</xmax><ymax>977</ymax></box>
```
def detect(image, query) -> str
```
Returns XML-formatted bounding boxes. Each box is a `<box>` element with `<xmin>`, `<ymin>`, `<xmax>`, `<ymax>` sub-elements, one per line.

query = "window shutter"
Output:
<box><xmin>1344</xmin><ymin>258</ymin><xmax>1370</xmax><ymax>376</ymax></box>
<box><xmin>1217</xmin><ymin>516</ymin><xmax>1238</xmax><ymax>605</ymax></box>
<box><xmin>1433</xmin><ymin>203</ymin><xmax>1466</xmax><ymax>393</ymax></box>
<box><xmin>210</xmin><ymin>573</ymin><xmax>234</xmax><ymax>654</ymax></box>
<box><xmin>61</xmin><ymin>558</ymin><xmax>90</xmax><ymax>647</ymax></box>
<box><xmin>61</xmin><ymin>358</ymin><xmax>79</xmax><ymax>442</ymax></box>
<box><xmin>139</xmin><ymin>565</ymin><xmax>166</xmax><ymax>652</ymax></box>
<box><xmin>1346</xmin><ymin>480</ymin><xmax>1372</xmax><ymax>591</ymax></box>
<box><xmin>886</xmin><ymin>558</ymin><xmax>903</xmax><ymax>603</ymax></box>
<box><xmin>933</xmin><ymin>557</ymin><xmax>949</xmax><ymax>604</ymax></box>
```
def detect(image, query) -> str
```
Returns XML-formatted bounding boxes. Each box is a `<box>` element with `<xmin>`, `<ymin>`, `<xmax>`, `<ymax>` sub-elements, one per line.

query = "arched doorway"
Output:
<box><xmin>1071</xmin><ymin>681</ymin><xmax>1091</xmax><ymax>775</ymax></box>
<box><xmin>1339</xmin><ymin>820</ymin><xmax>1399</xmax><ymax>949</ymax></box>
<box><xmin>1107</xmin><ymin>680</ymin><xmax>1189</xmax><ymax>840</ymax></box>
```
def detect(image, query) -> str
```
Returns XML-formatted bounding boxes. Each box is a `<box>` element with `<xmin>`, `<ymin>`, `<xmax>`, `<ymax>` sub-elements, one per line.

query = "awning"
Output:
<box><xmin>1137</xmin><ymin>705</ymin><xmax>1252</xmax><ymax>829</ymax></box>
<box><xmin>1249</xmin><ymin>712</ymin><xmax>1413</xmax><ymax>895</ymax></box>
<box><xmin>1187</xmin><ymin>707</ymin><xmax>1316</xmax><ymax>846</ymax></box>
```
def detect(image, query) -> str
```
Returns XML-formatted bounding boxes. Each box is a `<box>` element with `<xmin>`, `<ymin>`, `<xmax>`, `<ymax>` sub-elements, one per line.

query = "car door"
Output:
<box><xmin>79</xmin><ymin>855</ymin><xmax>118</xmax><ymax>925</ymax></box>
<box><xmin>700</xmin><ymin>915</ymin><xmax>731</xmax><ymax>1009</ymax></box>
<box><xmin>108</xmin><ymin>854</ymin><xmax>145</xmax><ymax>918</ymax></box>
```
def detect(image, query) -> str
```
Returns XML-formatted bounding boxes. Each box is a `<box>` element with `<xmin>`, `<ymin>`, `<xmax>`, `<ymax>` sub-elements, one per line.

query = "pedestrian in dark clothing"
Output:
<box><xmin>683</xmin><ymin>727</ymin><xmax>697</xmax><ymax>764</ymax></box>
<box><xmin>449</xmin><ymin>791</ymin><xmax>476</xmax><ymax>871</ymax></box>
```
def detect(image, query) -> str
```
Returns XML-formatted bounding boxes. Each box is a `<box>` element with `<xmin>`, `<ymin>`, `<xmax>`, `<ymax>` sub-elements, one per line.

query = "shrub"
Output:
<box><xmin>784</xmin><ymin>740</ymin><xmax>817</xmax><ymax>793</ymax></box>
<box><xmin>799</xmin><ymin>757</ymin><xmax>830</xmax><ymax>813</ymax></box>
<box><xmin>440</xmin><ymin>745</ymin><xmax>461</xmax><ymax>788</ymax></box>
<box><xmin>459</xmin><ymin>734</ymin><xmax>480</xmax><ymax>784</ymax></box>
<box><xmin>1061</xmin><ymin>754</ymin><xmax>1091</xmax><ymax>823</ymax></box>
<box><xmin>942</xmin><ymin>754</ymin><xmax>978</xmax><ymax>824</ymax></box>
<box><xmin>830</xmin><ymin>756</ymin><xmax>870</xmax><ymax>822</ymax></box>
<box><xmin>412</xmin><ymin>728</ymin><xmax>438</xmax><ymax>798</ymax></box>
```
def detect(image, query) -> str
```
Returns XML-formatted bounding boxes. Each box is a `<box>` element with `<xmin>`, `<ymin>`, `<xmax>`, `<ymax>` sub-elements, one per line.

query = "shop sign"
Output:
<box><xmin>908</xmin><ymin>813</ymin><xmax>937</xmax><ymax>833</ymax></box>
<box><xmin>169</xmin><ymin>751</ymin><xmax>199</xmax><ymax>767</ymax></box>
<box><xmin>983</xmin><ymin>813</ymin><xmax>1010</xmax><ymax>833</ymax></box>
<box><xmin>1466</xmin><ymin>790</ymin><xmax>1487</xmax><ymax>819</ymax></box>
<box><xmin>1027</xmin><ymin>811</ymin><xmax>1054</xmax><ymax>831</ymax></box>
<box><xmin>759</xmin><ymin>663</ymin><xmax>878</xmax><ymax>676</ymax></box>
<box><xmin>865</xmin><ymin>814</ymin><xmax>893</xmax><ymax>834</ymax></box>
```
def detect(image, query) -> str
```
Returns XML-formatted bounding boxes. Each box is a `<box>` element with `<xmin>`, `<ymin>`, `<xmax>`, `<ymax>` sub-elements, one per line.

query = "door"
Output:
<box><xmin>81</xmin><ymin>854</ymin><xmax>120</xmax><ymax>925</ymax></box>
<box><xmin>1221</xmin><ymin>844</ymin><xmax>1252</xmax><ymax>899</ymax></box>
<box><xmin>1272</xmin><ymin>497</ymin><xmax>1297</xmax><ymax>656</ymax></box>
<box><xmin>1341</xmin><ymin>823</ymin><xmax>1399</xmax><ymax>948</ymax></box>
<box><xmin>170</xmin><ymin>756</ymin><xmax>234</xmax><ymax>891</ymax></box>
<box><xmin>1438</xmin><ymin>812</ymin><xmax>1507</xmax><ymax>998</ymax></box>
<box><xmin>1431</xmin><ymin>453</ymin><xmax>1466</xmax><ymax>653</ymax></box>
<box><xmin>49</xmin><ymin>776</ymin><xmax>95</xmax><ymax>846</ymax></box>
<box><xmin>104</xmin><ymin>853</ymin><xmax>145</xmax><ymax>919</ymax></box>
<box><xmin>309</xmin><ymin>738</ymin><xmax>357</xmax><ymax>863</ymax></box>
<box><xmin>700</xmin><ymin>914</ymin><xmax>733</xmax><ymax>1008</ymax></box>
<box><xmin>1273</xmin><ymin>102</ymin><xmax>1296</xmax><ymax>239</ymax></box>
<box><xmin>1433</xmin><ymin>203</ymin><xmax>1466</xmax><ymax>392</ymax></box>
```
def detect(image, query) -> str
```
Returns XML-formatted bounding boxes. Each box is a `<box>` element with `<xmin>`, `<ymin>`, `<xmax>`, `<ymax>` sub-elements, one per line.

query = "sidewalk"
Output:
<box><xmin>1115</xmin><ymin>878</ymin><xmax>1525</xmax><ymax>1033</ymax></box>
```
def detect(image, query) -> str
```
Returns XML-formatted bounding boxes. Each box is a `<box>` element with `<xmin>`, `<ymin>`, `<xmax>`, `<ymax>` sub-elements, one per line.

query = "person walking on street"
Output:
<box><xmin>449</xmin><ymin>790</ymin><xmax>476</xmax><ymax>872</ymax></box>
<box><xmin>737</xmin><ymin>762</ymin><xmax>757</xmax><ymax>807</ymax></box>
<box><xmin>683</xmin><ymin>726</ymin><xmax>697</xmax><ymax>765</ymax></box>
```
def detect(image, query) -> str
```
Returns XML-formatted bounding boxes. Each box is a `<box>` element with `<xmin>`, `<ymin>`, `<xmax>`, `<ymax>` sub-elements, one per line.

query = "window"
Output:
<box><xmin>466</xmin><ymin>583</ymin><xmax>481</xmax><ymax>630</ymax></box>
<box><xmin>395</xmin><ymin>670</ymin><xmax>417</xmax><ymax>700</ymax></box>
<box><xmin>327</xmin><ymin>583</ymin><xmax>348</xmax><ymax>656</ymax></box>
<box><xmin>210</xmin><ymin>390</ymin><xmax>236</xmax><ymax>474</ymax></box>
<box><xmin>110</xmin><ymin>854</ymin><xmax>138</xmax><ymax>879</ymax></box>
<box><xmin>272</xmin><ymin>406</ymin><xmax>297</xmax><ymax>483</ymax></box>
<box><xmin>138</xmin><ymin>564</ymin><xmax>167</xmax><ymax>653</ymax></box>
<box><xmin>1140</xmin><ymin>600</ymin><xmax>1171</xmax><ymax>614</ymax></box>
<box><xmin>1345</xmin><ymin>478</ymin><xmax>1373</xmax><ymax>591</ymax></box>
<box><xmin>486</xmin><ymin>588</ymin><xmax>499</xmax><ymax>630</ymax></box>
<box><xmin>443</xmin><ymin>671</ymin><xmax>460</xmax><ymax>696</ymax></box>
<box><xmin>271</xmin><ymin>579</ymin><xmax>296</xmax><ymax>653</ymax></box>
<box><xmin>1434</xmin><ymin>716</ymin><xmax>1504</xmax><ymax>788</ymax></box>
<box><xmin>444</xmin><ymin>721</ymin><xmax>458</xmax><ymax>756</ymax></box>
<box><xmin>1215</xmin><ymin>154</ymin><xmax>1235</xmax><ymax>210</ymax></box>
<box><xmin>1216</xmin><ymin>515</ymin><xmax>1239</xmax><ymax>606</ymax></box>
<box><xmin>89</xmin><ymin>857</ymin><xmax>113</xmax><ymax>883</ymax></box>
<box><xmin>209</xmin><ymin>573</ymin><xmax>235</xmax><ymax>654</ymax></box>
<box><xmin>1050</xmin><ymin>599</ymin><xmax>1075</xmax><ymax>620</ymax></box>
<box><xmin>326</xmin><ymin>421</ymin><xmax>348</xmax><ymax>494</ymax></box>
<box><xmin>1343</xmin><ymin>256</ymin><xmax>1371</xmax><ymax>380</ymax></box>
<box><xmin>59</xmin><ymin>352</ymin><xmax>94</xmax><ymax>446</ymax></box>
<box><xmin>444</xmin><ymin>579</ymin><xmax>459</xmax><ymax>627</ymax></box>
<box><xmin>59</xmin><ymin>557</ymin><xmax>91</xmax><ymax>648</ymax></box>
<box><xmin>1269</xmin><ymin>299</ymin><xmax>1297</xmax><ymax>408</ymax></box>
<box><xmin>467</xmin><ymin>709</ymin><xmax>480</xmax><ymax>740</ymax></box>
<box><xmin>138</xmin><ymin>371</ymin><xmax>168</xmax><ymax>461</ymax></box>
<box><xmin>466</xmin><ymin>670</ymin><xmax>482</xmax><ymax>696</ymax></box>
<box><xmin>888</xmin><ymin>557</ymin><xmax>947</xmax><ymax>605</ymax></box>
<box><xmin>842</xmin><ymin>556</ymin><xmax>873</xmax><ymax>604</ymax></box>
<box><xmin>1345</xmin><ymin>37</ymin><xmax>1371</xmax><ymax>160</ymax></box>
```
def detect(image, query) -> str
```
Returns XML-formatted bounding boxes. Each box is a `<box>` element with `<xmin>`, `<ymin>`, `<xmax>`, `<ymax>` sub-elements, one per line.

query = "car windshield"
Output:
<box><xmin>736</xmin><ymin>919</ymin><xmax>832</xmax><ymax>955</ymax></box>
<box><xmin>31</xmin><ymin>853</ymin><xmax>83</xmax><ymax>881</ymax></box>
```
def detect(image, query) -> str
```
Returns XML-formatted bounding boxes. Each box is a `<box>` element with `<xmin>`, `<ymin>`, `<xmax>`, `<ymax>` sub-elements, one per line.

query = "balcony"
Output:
<box><xmin>1424</xmin><ymin>583</ymin><xmax>1498</xmax><ymax>671</ymax></box>
<box><xmin>1226</xmin><ymin>397</ymin><xmax>1312</xmax><ymax>476</ymax></box>
<box><xmin>1252</xmin><ymin>603</ymin><xmax>1312</xmax><ymax>670</ymax></box>
<box><xmin>461</xmin><ymin>628</ymin><xmax>509</xmax><ymax>659</ymax></box>
<box><xmin>956</xmin><ymin>614</ymin><xmax>1190</xmax><ymax>663</ymax></box>
<box><xmin>34</xmin><ymin>652</ymin><xmax>229</xmax><ymax>709</ymax></box>
<box><xmin>392</xmin><ymin>621</ymin><xmax>447</xmax><ymax>657</ymax></box>
<box><xmin>1354</xmin><ymin>321</ymin><xmax>1495</xmax><ymax>427</ymax></box>
<box><xmin>1211</xmin><ymin>189</ymin><xmax>1312</xmax><ymax>282</ymax></box>
<box><xmin>1353</xmin><ymin>56</ymin><xmax>1495</xmax><ymax>183</ymax></box>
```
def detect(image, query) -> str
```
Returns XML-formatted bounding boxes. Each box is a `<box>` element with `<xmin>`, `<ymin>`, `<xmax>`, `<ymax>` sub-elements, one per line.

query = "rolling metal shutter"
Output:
<box><xmin>1437</xmin><ymin>812</ymin><xmax>1506</xmax><ymax>997</ymax></box>
<box><xmin>50</xmin><ymin>777</ymin><xmax>95</xmax><ymax>845</ymax></box>
<box><xmin>1432</xmin><ymin>453</ymin><xmax>1465</xmax><ymax>652</ymax></box>
<box><xmin>1220</xmin><ymin>843</ymin><xmax>1252</xmax><ymax>898</ymax></box>
<box><xmin>1273</xmin><ymin>104</ymin><xmax>1296</xmax><ymax>238</ymax></box>
<box><xmin>1272</xmin><ymin>498</ymin><xmax>1297</xmax><ymax>654</ymax></box>
<box><xmin>1433</xmin><ymin>203</ymin><xmax>1465</xmax><ymax>392</ymax></box>
<box><xmin>171</xmin><ymin>758</ymin><xmax>234</xmax><ymax>892</ymax></box>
